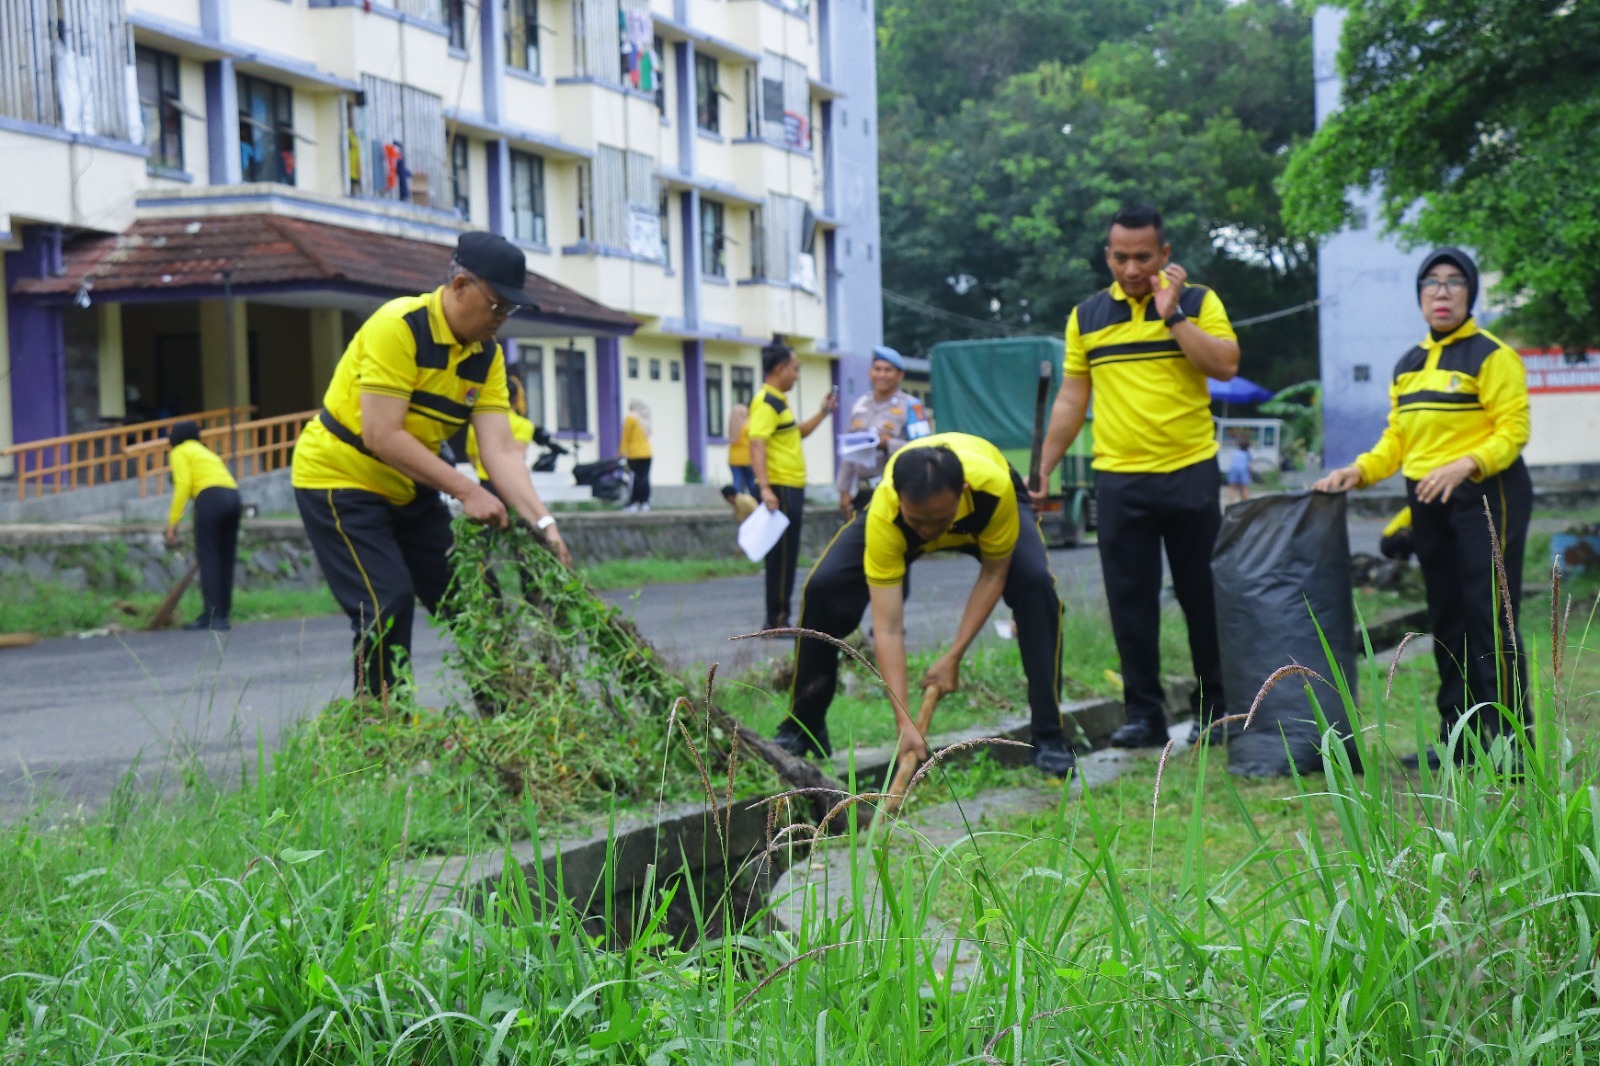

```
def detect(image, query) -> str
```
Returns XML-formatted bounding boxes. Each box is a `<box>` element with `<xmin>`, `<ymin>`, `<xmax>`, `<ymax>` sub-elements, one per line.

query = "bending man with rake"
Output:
<box><xmin>773</xmin><ymin>433</ymin><xmax>1076</xmax><ymax>778</ymax></box>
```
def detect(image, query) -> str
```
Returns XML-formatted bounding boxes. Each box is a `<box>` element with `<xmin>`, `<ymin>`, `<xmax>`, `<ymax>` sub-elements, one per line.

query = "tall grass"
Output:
<box><xmin>5</xmin><ymin>599</ymin><xmax>1600</xmax><ymax>1061</ymax></box>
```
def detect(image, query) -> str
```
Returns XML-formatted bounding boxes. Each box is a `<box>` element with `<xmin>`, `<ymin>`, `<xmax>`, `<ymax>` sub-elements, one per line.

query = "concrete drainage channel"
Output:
<box><xmin>402</xmin><ymin>607</ymin><xmax>1426</xmax><ymax>942</ymax></box>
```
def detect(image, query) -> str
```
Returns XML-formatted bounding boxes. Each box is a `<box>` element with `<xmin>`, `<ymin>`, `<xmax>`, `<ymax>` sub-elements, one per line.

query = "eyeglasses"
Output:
<box><xmin>1420</xmin><ymin>277</ymin><xmax>1469</xmax><ymax>294</ymax></box>
<box><xmin>467</xmin><ymin>274</ymin><xmax>524</xmax><ymax>317</ymax></box>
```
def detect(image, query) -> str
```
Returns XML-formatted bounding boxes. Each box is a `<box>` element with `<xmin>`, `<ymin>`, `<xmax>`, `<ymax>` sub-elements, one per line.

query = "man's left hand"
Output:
<box><xmin>164</xmin><ymin>526</ymin><xmax>179</xmax><ymax>549</ymax></box>
<box><xmin>820</xmin><ymin>390</ymin><xmax>839</xmax><ymax>416</ymax></box>
<box><xmin>1415</xmin><ymin>457</ymin><xmax>1478</xmax><ymax>504</ymax></box>
<box><xmin>542</xmin><ymin>527</ymin><xmax>573</xmax><ymax>568</ymax></box>
<box><xmin>1152</xmin><ymin>263</ymin><xmax>1187</xmax><ymax>321</ymax></box>
<box><xmin>920</xmin><ymin>654</ymin><xmax>961</xmax><ymax>698</ymax></box>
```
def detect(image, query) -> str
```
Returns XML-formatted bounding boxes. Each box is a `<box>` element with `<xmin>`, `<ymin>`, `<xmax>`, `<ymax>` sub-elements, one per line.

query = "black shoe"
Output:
<box><xmin>183</xmin><ymin>615</ymin><xmax>231</xmax><ymax>632</ymax></box>
<box><xmin>772</xmin><ymin>721</ymin><xmax>831</xmax><ymax>759</ymax></box>
<box><xmin>182</xmin><ymin>617</ymin><xmax>208</xmax><ymax>631</ymax></box>
<box><xmin>1399</xmin><ymin>745</ymin><xmax>1453</xmax><ymax>771</ymax></box>
<box><xmin>1032</xmin><ymin>734</ymin><xmax>1078</xmax><ymax>778</ymax></box>
<box><xmin>1109</xmin><ymin>717</ymin><xmax>1170</xmax><ymax>748</ymax></box>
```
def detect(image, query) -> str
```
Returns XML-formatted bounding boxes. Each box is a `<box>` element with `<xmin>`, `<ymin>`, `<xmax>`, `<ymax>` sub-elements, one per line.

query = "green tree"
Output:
<box><xmin>878</xmin><ymin>1</ymin><xmax>1320</xmax><ymax>388</ymax></box>
<box><xmin>1281</xmin><ymin>0</ymin><xmax>1600</xmax><ymax>353</ymax></box>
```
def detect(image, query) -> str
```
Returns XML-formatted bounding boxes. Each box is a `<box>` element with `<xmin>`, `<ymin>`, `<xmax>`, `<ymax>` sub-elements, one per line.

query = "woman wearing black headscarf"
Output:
<box><xmin>1314</xmin><ymin>247</ymin><xmax>1532</xmax><ymax>769</ymax></box>
<box><xmin>164</xmin><ymin>421</ymin><xmax>242</xmax><ymax>631</ymax></box>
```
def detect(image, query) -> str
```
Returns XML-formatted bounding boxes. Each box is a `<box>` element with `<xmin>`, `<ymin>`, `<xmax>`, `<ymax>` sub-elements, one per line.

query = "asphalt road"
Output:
<box><xmin>0</xmin><ymin>514</ymin><xmax>1391</xmax><ymax>818</ymax></box>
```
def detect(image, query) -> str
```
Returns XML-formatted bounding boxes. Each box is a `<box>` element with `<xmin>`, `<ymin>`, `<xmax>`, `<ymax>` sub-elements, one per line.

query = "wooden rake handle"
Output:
<box><xmin>884</xmin><ymin>683</ymin><xmax>943</xmax><ymax>816</ymax></box>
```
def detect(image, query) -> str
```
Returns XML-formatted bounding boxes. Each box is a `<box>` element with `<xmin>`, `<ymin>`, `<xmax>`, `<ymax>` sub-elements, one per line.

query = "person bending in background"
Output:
<box><xmin>727</xmin><ymin>402</ymin><xmax>755</xmax><ymax>497</ymax></box>
<box><xmin>622</xmin><ymin>399</ymin><xmax>654</xmax><ymax>513</ymax></box>
<box><xmin>164</xmin><ymin>420</ymin><xmax>242</xmax><ymax>631</ymax></box>
<box><xmin>1226</xmin><ymin>438</ymin><xmax>1252</xmax><ymax>505</ymax></box>
<box><xmin>1314</xmin><ymin>246</ymin><xmax>1531</xmax><ymax>770</ymax></box>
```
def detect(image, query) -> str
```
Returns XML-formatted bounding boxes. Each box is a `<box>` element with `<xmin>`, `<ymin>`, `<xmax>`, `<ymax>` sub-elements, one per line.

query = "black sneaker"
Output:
<box><xmin>1109</xmin><ymin>717</ymin><xmax>1169</xmax><ymax>748</ymax></box>
<box><xmin>1033</xmin><ymin>734</ymin><xmax>1078</xmax><ymax>778</ymax></box>
<box><xmin>1399</xmin><ymin>745</ymin><xmax>1455</xmax><ymax>771</ymax></box>
<box><xmin>773</xmin><ymin>721</ymin><xmax>831</xmax><ymax>759</ymax></box>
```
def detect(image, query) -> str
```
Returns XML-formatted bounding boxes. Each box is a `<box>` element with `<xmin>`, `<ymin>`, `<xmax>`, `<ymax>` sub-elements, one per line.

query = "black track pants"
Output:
<box><xmin>194</xmin><ymin>486</ymin><xmax>241</xmax><ymax>625</ymax></box>
<box><xmin>764</xmin><ymin>485</ymin><xmax>806</xmax><ymax>628</ymax></box>
<box><xmin>296</xmin><ymin>487</ymin><xmax>455</xmax><ymax>697</ymax></box>
<box><xmin>1410</xmin><ymin>458</ymin><xmax>1532</xmax><ymax>738</ymax></box>
<box><xmin>1094</xmin><ymin>459</ymin><xmax>1226</xmax><ymax>726</ymax></box>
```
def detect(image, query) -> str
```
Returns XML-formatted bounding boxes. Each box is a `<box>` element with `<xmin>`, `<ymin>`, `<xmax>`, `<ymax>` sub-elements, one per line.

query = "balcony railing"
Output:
<box><xmin>124</xmin><ymin>410</ymin><xmax>317</xmax><ymax>497</ymax></box>
<box><xmin>0</xmin><ymin>407</ymin><xmax>252</xmax><ymax>500</ymax></box>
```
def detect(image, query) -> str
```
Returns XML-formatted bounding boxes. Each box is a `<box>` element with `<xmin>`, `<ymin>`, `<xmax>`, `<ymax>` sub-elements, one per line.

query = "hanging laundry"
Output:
<box><xmin>383</xmin><ymin>141</ymin><xmax>402</xmax><ymax>192</ymax></box>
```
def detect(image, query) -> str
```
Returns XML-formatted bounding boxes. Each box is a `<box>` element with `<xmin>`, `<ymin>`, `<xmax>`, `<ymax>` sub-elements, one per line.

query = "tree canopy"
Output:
<box><xmin>1281</xmin><ymin>0</ymin><xmax>1600</xmax><ymax>353</ymax></box>
<box><xmin>877</xmin><ymin>0</ymin><xmax>1319</xmax><ymax>388</ymax></box>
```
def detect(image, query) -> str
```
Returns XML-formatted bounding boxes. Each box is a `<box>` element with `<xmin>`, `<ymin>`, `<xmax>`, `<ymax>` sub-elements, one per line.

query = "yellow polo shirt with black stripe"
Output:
<box><xmin>1353</xmin><ymin>319</ymin><xmax>1529</xmax><ymax>486</ymax></box>
<box><xmin>864</xmin><ymin>433</ymin><xmax>1020</xmax><ymax>587</ymax></box>
<box><xmin>167</xmin><ymin>439</ymin><xmax>238</xmax><ymax>527</ymax></box>
<box><xmin>1064</xmin><ymin>280</ymin><xmax>1236</xmax><ymax>473</ymax></box>
<box><xmin>747</xmin><ymin>383</ymin><xmax>806</xmax><ymax>488</ymax></box>
<box><xmin>292</xmin><ymin>287</ymin><xmax>509</xmax><ymax>504</ymax></box>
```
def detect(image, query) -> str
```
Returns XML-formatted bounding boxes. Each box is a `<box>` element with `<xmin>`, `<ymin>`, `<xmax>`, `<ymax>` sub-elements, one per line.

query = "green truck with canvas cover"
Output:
<box><xmin>929</xmin><ymin>337</ymin><xmax>1096</xmax><ymax>547</ymax></box>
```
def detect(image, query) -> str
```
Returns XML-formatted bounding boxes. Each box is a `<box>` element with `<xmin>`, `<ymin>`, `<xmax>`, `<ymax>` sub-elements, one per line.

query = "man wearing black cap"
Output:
<box><xmin>292</xmin><ymin>230</ymin><xmax>572</xmax><ymax>699</ymax></box>
<box><xmin>1315</xmin><ymin>246</ymin><xmax>1531</xmax><ymax>769</ymax></box>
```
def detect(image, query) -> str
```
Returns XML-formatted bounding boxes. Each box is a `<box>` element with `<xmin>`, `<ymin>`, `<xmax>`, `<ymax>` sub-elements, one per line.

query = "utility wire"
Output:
<box><xmin>1232</xmin><ymin>298</ymin><xmax>1320</xmax><ymax>328</ymax></box>
<box><xmin>884</xmin><ymin>289</ymin><xmax>1321</xmax><ymax>338</ymax></box>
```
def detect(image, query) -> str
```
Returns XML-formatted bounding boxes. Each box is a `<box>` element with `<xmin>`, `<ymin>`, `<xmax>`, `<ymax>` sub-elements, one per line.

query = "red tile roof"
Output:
<box><xmin>11</xmin><ymin>213</ymin><xmax>637</xmax><ymax>332</ymax></box>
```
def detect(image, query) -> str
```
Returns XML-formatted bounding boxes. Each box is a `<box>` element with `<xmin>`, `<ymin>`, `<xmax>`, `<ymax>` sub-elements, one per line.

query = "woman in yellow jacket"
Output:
<box><xmin>621</xmin><ymin>398</ymin><xmax>653</xmax><ymax>512</ymax></box>
<box><xmin>726</xmin><ymin>402</ymin><xmax>754</xmax><ymax>496</ymax></box>
<box><xmin>1315</xmin><ymin>247</ymin><xmax>1531</xmax><ymax>769</ymax></box>
<box><xmin>164</xmin><ymin>421</ymin><xmax>242</xmax><ymax>631</ymax></box>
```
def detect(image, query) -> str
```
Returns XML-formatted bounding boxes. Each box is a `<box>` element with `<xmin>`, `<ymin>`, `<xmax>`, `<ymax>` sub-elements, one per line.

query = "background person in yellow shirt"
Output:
<box><xmin>1315</xmin><ymin>247</ymin><xmax>1531</xmax><ymax>770</ymax></box>
<box><xmin>775</xmin><ymin>434</ymin><xmax>1074</xmax><ymax>776</ymax></box>
<box><xmin>726</xmin><ymin>403</ymin><xmax>754</xmax><ymax>496</ymax></box>
<box><xmin>291</xmin><ymin>231</ymin><xmax>570</xmax><ymax>699</ymax></box>
<box><xmin>1036</xmin><ymin>203</ymin><xmax>1241</xmax><ymax>749</ymax></box>
<box><xmin>163</xmin><ymin>421</ymin><xmax>241</xmax><ymax>631</ymax></box>
<box><xmin>748</xmin><ymin>340</ymin><xmax>837</xmax><ymax>629</ymax></box>
<box><xmin>621</xmin><ymin>398</ymin><xmax>654</xmax><ymax>512</ymax></box>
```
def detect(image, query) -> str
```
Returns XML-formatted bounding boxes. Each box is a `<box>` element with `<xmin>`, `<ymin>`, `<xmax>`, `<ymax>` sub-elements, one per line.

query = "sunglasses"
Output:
<box><xmin>467</xmin><ymin>275</ymin><xmax>524</xmax><ymax>317</ymax></box>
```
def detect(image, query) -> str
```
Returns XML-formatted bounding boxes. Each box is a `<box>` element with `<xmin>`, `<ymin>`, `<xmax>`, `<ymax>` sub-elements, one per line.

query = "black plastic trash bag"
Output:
<box><xmin>1211</xmin><ymin>491</ymin><xmax>1362</xmax><ymax>776</ymax></box>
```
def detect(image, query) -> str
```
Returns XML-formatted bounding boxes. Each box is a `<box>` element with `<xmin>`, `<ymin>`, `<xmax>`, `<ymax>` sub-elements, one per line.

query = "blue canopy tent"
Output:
<box><xmin>1207</xmin><ymin>375</ymin><xmax>1275</xmax><ymax>405</ymax></box>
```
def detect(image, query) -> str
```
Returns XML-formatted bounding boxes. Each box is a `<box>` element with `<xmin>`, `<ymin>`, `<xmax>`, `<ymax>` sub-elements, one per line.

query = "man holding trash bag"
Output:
<box><xmin>1035</xmin><ymin>203</ymin><xmax>1240</xmax><ymax>747</ymax></box>
<box><xmin>773</xmin><ymin>433</ymin><xmax>1076</xmax><ymax>778</ymax></box>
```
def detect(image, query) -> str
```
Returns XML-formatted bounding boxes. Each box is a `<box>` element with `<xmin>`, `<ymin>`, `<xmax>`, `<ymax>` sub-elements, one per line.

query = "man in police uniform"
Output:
<box><xmin>749</xmin><ymin>339</ymin><xmax>837</xmax><ymax>630</ymax></box>
<box><xmin>835</xmin><ymin>345</ymin><xmax>926</xmax><ymax>515</ymax></box>
<box><xmin>775</xmin><ymin>432</ymin><xmax>1076</xmax><ymax>777</ymax></box>
<box><xmin>293</xmin><ymin>231</ymin><xmax>572</xmax><ymax>698</ymax></box>
<box><xmin>1036</xmin><ymin>203</ymin><xmax>1240</xmax><ymax>747</ymax></box>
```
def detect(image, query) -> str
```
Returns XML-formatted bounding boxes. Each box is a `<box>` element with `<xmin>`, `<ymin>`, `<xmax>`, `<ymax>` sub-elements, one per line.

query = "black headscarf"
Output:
<box><xmin>1416</xmin><ymin>246</ymin><xmax>1479</xmax><ymax>313</ymax></box>
<box><xmin>168</xmin><ymin>420</ymin><xmax>201</xmax><ymax>448</ymax></box>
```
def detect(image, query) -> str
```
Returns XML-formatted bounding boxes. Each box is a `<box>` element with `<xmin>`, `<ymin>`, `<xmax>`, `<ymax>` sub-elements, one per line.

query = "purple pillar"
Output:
<box><xmin>486</xmin><ymin>139</ymin><xmax>511</xmax><ymax>237</ymax></box>
<box><xmin>6</xmin><ymin>227</ymin><xmax>69</xmax><ymax>449</ymax></box>
<box><xmin>682</xmin><ymin>339</ymin><xmax>705</xmax><ymax>477</ymax></box>
<box><xmin>829</xmin><ymin>356</ymin><xmax>842</xmax><ymax>487</ymax></box>
<box><xmin>596</xmin><ymin>336</ymin><xmax>622</xmax><ymax>456</ymax></box>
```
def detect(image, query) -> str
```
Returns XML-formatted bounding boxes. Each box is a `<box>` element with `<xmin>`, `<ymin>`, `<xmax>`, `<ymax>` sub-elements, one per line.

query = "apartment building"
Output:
<box><xmin>0</xmin><ymin>0</ymin><xmax>883</xmax><ymax>487</ymax></box>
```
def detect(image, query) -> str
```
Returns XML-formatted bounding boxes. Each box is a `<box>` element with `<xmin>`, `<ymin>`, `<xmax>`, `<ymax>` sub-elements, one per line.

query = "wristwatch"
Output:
<box><xmin>535</xmin><ymin>514</ymin><xmax>558</xmax><ymax>532</ymax></box>
<box><xmin>1164</xmin><ymin>309</ymin><xmax>1188</xmax><ymax>329</ymax></box>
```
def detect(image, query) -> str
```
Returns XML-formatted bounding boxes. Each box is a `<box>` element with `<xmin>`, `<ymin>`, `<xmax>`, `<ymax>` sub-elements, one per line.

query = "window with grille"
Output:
<box><xmin>759</xmin><ymin>193</ymin><xmax>817</xmax><ymax>291</ymax></box>
<box><xmin>238</xmin><ymin>74</ymin><xmax>295</xmax><ymax>185</ymax></box>
<box><xmin>520</xmin><ymin>346</ymin><xmax>546</xmax><ymax>425</ymax></box>
<box><xmin>136</xmin><ymin>46</ymin><xmax>183</xmax><ymax>172</ymax></box>
<box><xmin>592</xmin><ymin>145</ymin><xmax>662</xmax><ymax>258</ymax></box>
<box><xmin>695</xmin><ymin>53</ymin><xmax>720</xmax><ymax>133</ymax></box>
<box><xmin>446</xmin><ymin>0</ymin><xmax>467</xmax><ymax>50</ymax></box>
<box><xmin>505</xmin><ymin>0</ymin><xmax>539</xmax><ymax>73</ymax></box>
<box><xmin>510</xmin><ymin>150</ymin><xmax>547</xmax><ymax>244</ymax></box>
<box><xmin>700</xmin><ymin>200</ymin><xmax>726</xmax><ymax>277</ymax></box>
<box><xmin>748</xmin><ymin>51</ymin><xmax>809</xmax><ymax>150</ymax></box>
<box><xmin>705</xmin><ymin>363</ymin><xmax>725</xmax><ymax>438</ymax></box>
<box><xmin>731</xmin><ymin>366</ymin><xmax>754</xmax><ymax>408</ymax></box>
<box><xmin>554</xmin><ymin>349</ymin><xmax>589</xmax><ymax>432</ymax></box>
<box><xmin>352</xmin><ymin>74</ymin><xmax>446</xmax><ymax>207</ymax></box>
<box><xmin>450</xmin><ymin>135</ymin><xmax>470</xmax><ymax>219</ymax></box>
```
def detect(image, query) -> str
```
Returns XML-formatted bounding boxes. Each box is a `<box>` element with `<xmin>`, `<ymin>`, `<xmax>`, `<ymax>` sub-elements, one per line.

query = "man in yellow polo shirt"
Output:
<box><xmin>293</xmin><ymin>231</ymin><xmax>571</xmax><ymax>699</ymax></box>
<box><xmin>748</xmin><ymin>339</ymin><xmax>836</xmax><ymax>629</ymax></box>
<box><xmin>775</xmin><ymin>433</ymin><xmax>1075</xmax><ymax>777</ymax></box>
<box><xmin>1036</xmin><ymin>203</ymin><xmax>1241</xmax><ymax>748</ymax></box>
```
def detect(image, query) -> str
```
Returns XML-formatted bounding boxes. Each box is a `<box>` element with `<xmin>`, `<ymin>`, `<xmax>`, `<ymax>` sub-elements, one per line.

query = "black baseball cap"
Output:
<box><xmin>452</xmin><ymin>231</ymin><xmax>539</xmax><ymax>309</ymax></box>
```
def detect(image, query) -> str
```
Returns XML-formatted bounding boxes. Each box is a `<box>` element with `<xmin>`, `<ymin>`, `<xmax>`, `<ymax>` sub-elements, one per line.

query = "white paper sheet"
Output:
<box><xmin>836</xmin><ymin>429</ymin><xmax>878</xmax><ymax>466</ymax></box>
<box><xmin>738</xmin><ymin>504</ymin><xmax>791</xmax><ymax>562</ymax></box>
